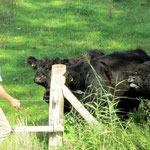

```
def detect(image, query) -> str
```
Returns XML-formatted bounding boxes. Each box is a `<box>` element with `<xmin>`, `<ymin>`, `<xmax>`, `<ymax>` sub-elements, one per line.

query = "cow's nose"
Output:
<box><xmin>34</xmin><ymin>77</ymin><xmax>41</xmax><ymax>83</ymax></box>
<box><xmin>128</xmin><ymin>76</ymin><xmax>135</xmax><ymax>83</ymax></box>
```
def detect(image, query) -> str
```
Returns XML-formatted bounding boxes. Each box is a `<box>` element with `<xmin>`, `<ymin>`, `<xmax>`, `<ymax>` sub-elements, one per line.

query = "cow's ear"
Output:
<box><xmin>53</xmin><ymin>57</ymin><xmax>61</xmax><ymax>64</ymax></box>
<box><xmin>100</xmin><ymin>61</ymin><xmax>112</xmax><ymax>81</ymax></box>
<box><xmin>26</xmin><ymin>56</ymin><xmax>37</xmax><ymax>69</ymax></box>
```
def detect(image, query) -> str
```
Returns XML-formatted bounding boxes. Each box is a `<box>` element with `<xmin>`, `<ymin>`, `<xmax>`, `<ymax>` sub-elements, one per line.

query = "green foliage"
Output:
<box><xmin>62</xmin><ymin>85</ymin><xmax>150</xmax><ymax>149</ymax></box>
<box><xmin>128</xmin><ymin>99</ymin><xmax>150</xmax><ymax>124</ymax></box>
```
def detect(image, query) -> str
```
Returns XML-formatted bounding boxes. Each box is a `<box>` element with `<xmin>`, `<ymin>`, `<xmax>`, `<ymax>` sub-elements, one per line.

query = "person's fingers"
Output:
<box><xmin>15</xmin><ymin>105</ymin><xmax>20</xmax><ymax>110</ymax></box>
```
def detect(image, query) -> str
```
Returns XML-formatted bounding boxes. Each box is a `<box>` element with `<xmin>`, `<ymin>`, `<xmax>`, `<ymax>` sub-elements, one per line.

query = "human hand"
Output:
<box><xmin>10</xmin><ymin>99</ymin><xmax>20</xmax><ymax>109</ymax></box>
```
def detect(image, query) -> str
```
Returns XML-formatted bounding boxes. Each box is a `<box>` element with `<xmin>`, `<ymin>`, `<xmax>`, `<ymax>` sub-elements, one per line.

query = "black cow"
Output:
<box><xmin>65</xmin><ymin>49</ymin><xmax>150</xmax><ymax>116</ymax></box>
<box><xmin>26</xmin><ymin>49</ymin><xmax>104</xmax><ymax>101</ymax></box>
<box><xmin>67</xmin><ymin>49</ymin><xmax>150</xmax><ymax>95</ymax></box>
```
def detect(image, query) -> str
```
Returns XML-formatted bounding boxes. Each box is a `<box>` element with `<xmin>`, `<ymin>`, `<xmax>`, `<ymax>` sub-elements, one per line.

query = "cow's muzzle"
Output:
<box><xmin>128</xmin><ymin>76</ymin><xmax>140</xmax><ymax>89</ymax></box>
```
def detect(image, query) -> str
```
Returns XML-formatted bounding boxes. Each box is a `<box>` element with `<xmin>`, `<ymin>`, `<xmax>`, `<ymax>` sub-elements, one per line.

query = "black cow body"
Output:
<box><xmin>67</xmin><ymin>49</ymin><xmax>150</xmax><ymax>94</ymax></box>
<box><xmin>27</xmin><ymin>49</ymin><xmax>150</xmax><ymax>116</ymax></box>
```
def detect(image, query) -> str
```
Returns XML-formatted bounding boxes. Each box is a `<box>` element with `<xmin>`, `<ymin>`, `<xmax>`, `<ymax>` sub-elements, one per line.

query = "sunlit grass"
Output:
<box><xmin>0</xmin><ymin>0</ymin><xmax>150</xmax><ymax>149</ymax></box>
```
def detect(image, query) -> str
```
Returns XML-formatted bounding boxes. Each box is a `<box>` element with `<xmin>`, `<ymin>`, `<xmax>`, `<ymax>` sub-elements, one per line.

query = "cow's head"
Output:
<box><xmin>26</xmin><ymin>56</ymin><xmax>61</xmax><ymax>88</ymax></box>
<box><xmin>128</xmin><ymin>61</ymin><xmax>150</xmax><ymax>94</ymax></box>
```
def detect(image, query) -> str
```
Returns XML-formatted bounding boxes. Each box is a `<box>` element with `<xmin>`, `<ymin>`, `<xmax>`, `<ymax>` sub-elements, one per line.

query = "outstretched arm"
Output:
<box><xmin>0</xmin><ymin>85</ymin><xmax>20</xmax><ymax>108</ymax></box>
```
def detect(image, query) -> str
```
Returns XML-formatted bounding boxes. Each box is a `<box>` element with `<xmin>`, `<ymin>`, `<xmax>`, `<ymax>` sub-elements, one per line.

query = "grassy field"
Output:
<box><xmin>0</xmin><ymin>0</ymin><xmax>150</xmax><ymax>149</ymax></box>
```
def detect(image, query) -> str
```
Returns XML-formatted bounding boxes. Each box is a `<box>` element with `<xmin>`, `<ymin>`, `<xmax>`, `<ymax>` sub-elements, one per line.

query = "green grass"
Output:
<box><xmin>0</xmin><ymin>0</ymin><xmax>150</xmax><ymax>149</ymax></box>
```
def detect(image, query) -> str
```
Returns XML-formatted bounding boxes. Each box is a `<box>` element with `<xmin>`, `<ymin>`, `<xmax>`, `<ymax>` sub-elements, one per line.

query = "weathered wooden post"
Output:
<box><xmin>48</xmin><ymin>64</ymin><xmax>66</xmax><ymax>149</ymax></box>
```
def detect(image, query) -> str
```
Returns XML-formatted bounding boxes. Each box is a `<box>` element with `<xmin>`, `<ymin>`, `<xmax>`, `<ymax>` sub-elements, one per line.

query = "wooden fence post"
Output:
<box><xmin>48</xmin><ymin>64</ymin><xmax>66</xmax><ymax>149</ymax></box>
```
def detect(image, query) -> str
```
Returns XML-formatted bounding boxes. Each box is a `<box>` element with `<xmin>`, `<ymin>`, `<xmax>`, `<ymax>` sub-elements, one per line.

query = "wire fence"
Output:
<box><xmin>0</xmin><ymin>94</ymin><xmax>145</xmax><ymax>102</ymax></box>
<box><xmin>0</xmin><ymin>100</ymin><xmax>46</xmax><ymax>102</ymax></box>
